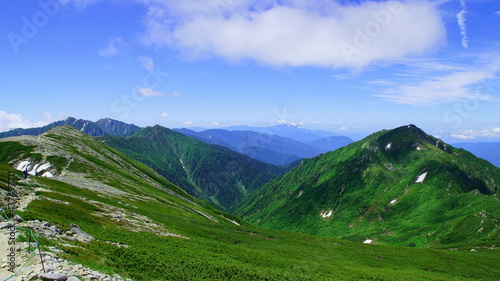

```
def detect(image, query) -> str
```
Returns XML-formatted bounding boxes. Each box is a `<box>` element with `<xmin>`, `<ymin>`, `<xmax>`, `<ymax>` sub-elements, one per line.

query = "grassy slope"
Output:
<box><xmin>99</xmin><ymin>125</ymin><xmax>286</xmax><ymax>209</ymax></box>
<box><xmin>233</xmin><ymin>125</ymin><xmax>500</xmax><ymax>247</ymax></box>
<box><xmin>0</xmin><ymin>126</ymin><xmax>499</xmax><ymax>280</ymax></box>
<box><xmin>3</xmin><ymin>171</ymin><xmax>500</xmax><ymax>281</ymax></box>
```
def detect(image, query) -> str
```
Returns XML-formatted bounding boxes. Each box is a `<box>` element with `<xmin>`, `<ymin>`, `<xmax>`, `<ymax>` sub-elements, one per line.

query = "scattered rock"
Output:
<box><xmin>26</xmin><ymin>272</ymin><xmax>39</xmax><ymax>280</ymax></box>
<box><xmin>70</xmin><ymin>224</ymin><xmax>95</xmax><ymax>242</ymax></box>
<box><xmin>0</xmin><ymin>222</ymin><xmax>14</xmax><ymax>229</ymax></box>
<box><xmin>14</xmin><ymin>214</ymin><xmax>24</xmax><ymax>222</ymax></box>
<box><xmin>40</xmin><ymin>272</ymin><xmax>68</xmax><ymax>281</ymax></box>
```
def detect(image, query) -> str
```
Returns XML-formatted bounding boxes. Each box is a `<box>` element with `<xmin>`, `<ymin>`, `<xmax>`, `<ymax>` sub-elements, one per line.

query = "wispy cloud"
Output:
<box><xmin>373</xmin><ymin>56</ymin><xmax>500</xmax><ymax>106</ymax></box>
<box><xmin>452</xmin><ymin>128</ymin><xmax>500</xmax><ymax>139</ymax></box>
<box><xmin>141</xmin><ymin>0</ymin><xmax>445</xmax><ymax>69</ymax></box>
<box><xmin>375</xmin><ymin>71</ymin><xmax>493</xmax><ymax>105</ymax></box>
<box><xmin>136</xmin><ymin>88</ymin><xmax>181</xmax><ymax>97</ymax></box>
<box><xmin>59</xmin><ymin>0</ymin><xmax>101</xmax><ymax>9</ymax></box>
<box><xmin>0</xmin><ymin>111</ymin><xmax>50</xmax><ymax>132</ymax></box>
<box><xmin>457</xmin><ymin>0</ymin><xmax>468</xmax><ymax>49</ymax></box>
<box><xmin>138</xmin><ymin>56</ymin><xmax>155</xmax><ymax>71</ymax></box>
<box><xmin>496</xmin><ymin>10</ymin><xmax>500</xmax><ymax>16</ymax></box>
<box><xmin>160</xmin><ymin>112</ymin><xmax>168</xmax><ymax>118</ymax></box>
<box><xmin>98</xmin><ymin>37</ymin><xmax>124</xmax><ymax>57</ymax></box>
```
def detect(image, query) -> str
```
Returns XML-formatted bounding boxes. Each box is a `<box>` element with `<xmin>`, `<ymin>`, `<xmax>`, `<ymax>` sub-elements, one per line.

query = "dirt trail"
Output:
<box><xmin>0</xmin><ymin>187</ymin><xmax>131</xmax><ymax>281</ymax></box>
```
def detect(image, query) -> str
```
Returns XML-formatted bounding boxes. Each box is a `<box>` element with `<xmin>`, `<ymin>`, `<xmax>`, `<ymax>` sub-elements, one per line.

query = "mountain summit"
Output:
<box><xmin>233</xmin><ymin>125</ymin><xmax>500</xmax><ymax>247</ymax></box>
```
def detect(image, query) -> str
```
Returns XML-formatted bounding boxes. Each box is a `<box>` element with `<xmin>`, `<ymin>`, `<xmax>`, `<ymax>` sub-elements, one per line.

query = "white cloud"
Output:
<box><xmin>457</xmin><ymin>0</ymin><xmax>468</xmax><ymax>49</ymax></box>
<box><xmin>98</xmin><ymin>37</ymin><xmax>124</xmax><ymax>57</ymax></box>
<box><xmin>375</xmin><ymin>70</ymin><xmax>493</xmax><ymax>105</ymax></box>
<box><xmin>452</xmin><ymin>128</ymin><xmax>500</xmax><ymax>139</ymax></box>
<box><xmin>160</xmin><ymin>112</ymin><xmax>168</xmax><ymax>118</ymax></box>
<box><xmin>136</xmin><ymin>88</ymin><xmax>165</xmax><ymax>97</ymax></box>
<box><xmin>212</xmin><ymin>121</ymin><xmax>220</xmax><ymax>126</ymax></box>
<box><xmin>184</xmin><ymin>121</ymin><xmax>193</xmax><ymax>126</ymax></box>
<box><xmin>42</xmin><ymin>111</ymin><xmax>52</xmax><ymax>120</ymax></box>
<box><xmin>136</xmin><ymin>88</ymin><xmax>180</xmax><ymax>97</ymax></box>
<box><xmin>138</xmin><ymin>56</ymin><xmax>155</xmax><ymax>71</ymax></box>
<box><xmin>495</xmin><ymin>10</ymin><xmax>500</xmax><ymax>16</ymax></box>
<box><xmin>0</xmin><ymin>111</ymin><xmax>50</xmax><ymax>133</ymax></box>
<box><xmin>451</xmin><ymin>134</ymin><xmax>475</xmax><ymax>140</ymax></box>
<box><xmin>141</xmin><ymin>0</ymin><xmax>445</xmax><ymax>69</ymax></box>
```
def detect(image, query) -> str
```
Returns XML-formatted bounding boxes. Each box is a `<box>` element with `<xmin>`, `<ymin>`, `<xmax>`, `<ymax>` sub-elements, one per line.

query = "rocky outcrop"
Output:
<box><xmin>23</xmin><ymin>221</ymin><xmax>95</xmax><ymax>243</ymax></box>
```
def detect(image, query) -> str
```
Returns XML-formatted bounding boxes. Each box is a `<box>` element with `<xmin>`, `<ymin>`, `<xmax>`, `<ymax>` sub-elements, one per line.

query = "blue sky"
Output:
<box><xmin>1</xmin><ymin>0</ymin><xmax>499</xmax><ymax>142</ymax></box>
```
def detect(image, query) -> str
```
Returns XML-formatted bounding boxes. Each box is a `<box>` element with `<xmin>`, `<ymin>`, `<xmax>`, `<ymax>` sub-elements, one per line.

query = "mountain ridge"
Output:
<box><xmin>0</xmin><ymin>117</ymin><xmax>140</xmax><ymax>138</ymax></box>
<box><xmin>233</xmin><ymin>124</ymin><xmax>500</xmax><ymax>247</ymax></box>
<box><xmin>100</xmin><ymin>125</ymin><xmax>287</xmax><ymax>209</ymax></box>
<box><xmin>1</xmin><ymin>125</ymin><xmax>500</xmax><ymax>280</ymax></box>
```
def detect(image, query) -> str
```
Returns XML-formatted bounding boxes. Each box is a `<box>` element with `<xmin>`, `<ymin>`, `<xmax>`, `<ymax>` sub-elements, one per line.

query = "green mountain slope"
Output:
<box><xmin>1</xmin><ymin>126</ymin><xmax>500</xmax><ymax>280</ymax></box>
<box><xmin>233</xmin><ymin>125</ymin><xmax>500</xmax><ymax>247</ymax></box>
<box><xmin>99</xmin><ymin>125</ymin><xmax>287</xmax><ymax>209</ymax></box>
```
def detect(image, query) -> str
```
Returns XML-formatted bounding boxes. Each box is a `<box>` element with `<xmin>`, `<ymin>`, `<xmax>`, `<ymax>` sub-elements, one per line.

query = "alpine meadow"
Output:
<box><xmin>2</xmin><ymin>0</ymin><xmax>500</xmax><ymax>280</ymax></box>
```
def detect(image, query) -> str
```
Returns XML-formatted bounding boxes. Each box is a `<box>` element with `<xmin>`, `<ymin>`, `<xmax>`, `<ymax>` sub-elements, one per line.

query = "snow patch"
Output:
<box><xmin>17</xmin><ymin>161</ymin><xmax>31</xmax><ymax>171</ymax></box>
<box><xmin>179</xmin><ymin>158</ymin><xmax>188</xmax><ymax>173</ymax></box>
<box><xmin>42</xmin><ymin>172</ymin><xmax>53</xmax><ymax>178</ymax></box>
<box><xmin>223</xmin><ymin>216</ymin><xmax>240</xmax><ymax>226</ymax></box>
<box><xmin>363</xmin><ymin>239</ymin><xmax>373</xmax><ymax>244</ymax></box>
<box><xmin>37</xmin><ymin>163</ymin><xmax>51</xmax><ymax>172</ymax></box>
<box><xmin>29</xmin><ymin>164</ymin><xmax>41</xmax><ymax>175</ymax></box>
<box><xmin>16</xmin><ymin>161</ymin><xmax>53</xmax><ymax>176</ymax></box>
<box><xmin>415</xmin><ymin>172</ymin><xmax>428</xmax><ymax>183</ymax></box>
<box><xmin>320</xmin><ymin>210</ymin><xmax>333</xmax><ymax>218</ymax></box>
<box><xmin>297</xmin><ymin>190</ymin><xmax>303</xmax><ymax>198</ymax></box>
<box><xmin>390</xmin><ymin>199</ymin><xmax>397</xmax><ymax>205</ymax></box>
<box><xmin>385</xmin><ymin>143</ymin><xmax>392</xmax><ymax>150</ymax></box>
<box><xmin>417</xmin><ymin>146</ymin><xmax>421</xmax><ymax>151</ymax></box>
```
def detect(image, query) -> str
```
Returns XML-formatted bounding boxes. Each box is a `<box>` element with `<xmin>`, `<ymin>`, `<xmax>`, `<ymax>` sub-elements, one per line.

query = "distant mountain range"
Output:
<box><xmin>0</xmin><ymin>117</ymin><xmax>353</xmax><ymax>207</ymax></box>
<box><xmin>0</xmin><ymin>118</ymin><xmax>353</xmax><ymax>167</ymax></box>
<box><xmin>220</xmin><ymin>124</ymin><xmax>338</xmax><ymax>142</ymax></box>
<box><xmin>175</xmin><ymin>128</ymin><xmax>352</xmax><ymax>166</ymax></box>
<box><xmin>0</xmin><ymin>117</ymin><xmax>140</xmax><ymax>138</ymax></box>
<box><xmin>233</xmin><ymin>125</ymin><xmax>500</xmax><ymax>247</ymax></box>
<box><xmin>453</xmin><ymin>142</ymin><xmax>500</xmax><ymax>167</ymax></box>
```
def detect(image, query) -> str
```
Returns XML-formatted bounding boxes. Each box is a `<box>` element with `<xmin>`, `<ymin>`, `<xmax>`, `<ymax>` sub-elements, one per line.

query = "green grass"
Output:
<box><xmin>98</xmin><ymin>125</ymin><xmax>286</xmax><ymax>209</ymax></box>
<box><xmin>2</xmin><ymin>126</ymin><xmax>500</xmax><ymax>280</ymax></box>
<box><xmin>19</xmin><ymin>177</ymin><xmax>500</xmax><ymax>281</ymax></box>
<box><xmin>233</xmin><ymin>125</ymin><xmax>500</xmax><ymax>247</ymax></box>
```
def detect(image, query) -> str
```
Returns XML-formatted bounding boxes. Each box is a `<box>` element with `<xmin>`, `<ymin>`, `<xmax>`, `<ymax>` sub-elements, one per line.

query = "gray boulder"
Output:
<box><xmin>40</xmin><ymin>272</ymin><xmax>68</xmax><ymax>281</ymax></box>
